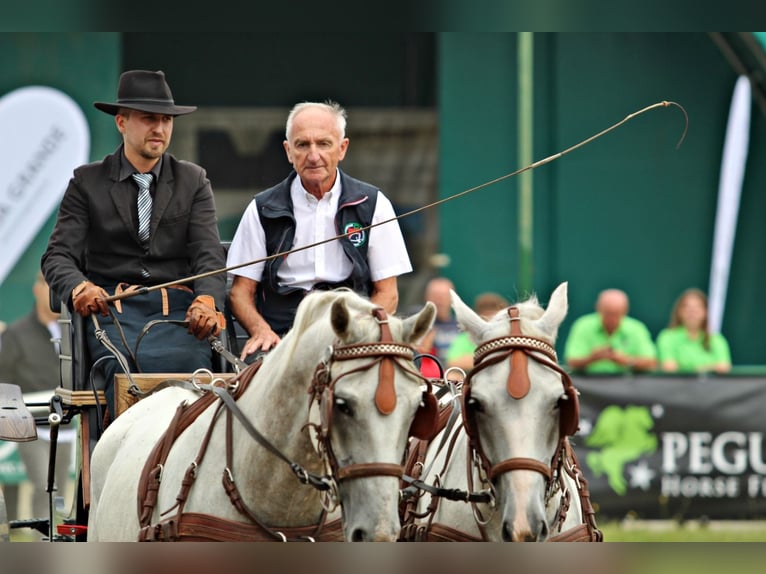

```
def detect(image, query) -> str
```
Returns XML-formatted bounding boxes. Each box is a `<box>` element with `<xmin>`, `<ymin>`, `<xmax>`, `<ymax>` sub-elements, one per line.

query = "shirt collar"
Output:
<box><xmin>119</xmin><ymin>147</ymin><xmax>163</xmax><ymax>183</ymax></box>
<box><xmin>290</xmin><ymin>168</ymin><xmax>342</xmax><ymax>207</ymax></box>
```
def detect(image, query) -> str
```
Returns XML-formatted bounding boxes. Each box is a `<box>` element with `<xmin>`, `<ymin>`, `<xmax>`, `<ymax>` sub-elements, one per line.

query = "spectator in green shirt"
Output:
<box><xmin>656</xmin><ymin>288</ymin><xmax>731</xmax><ymax>374</ymax></box>
<box><xmin>564</xmin><ymin>288</ymin><xmax>657</xmax><ymax>374</ymax></box>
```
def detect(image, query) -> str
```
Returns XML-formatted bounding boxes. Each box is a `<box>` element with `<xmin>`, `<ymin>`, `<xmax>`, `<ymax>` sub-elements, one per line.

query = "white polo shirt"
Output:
<box><xmin>227</xmin><ymin>171</ymin><xmax>412</xmax><ymax>290</ymax></box>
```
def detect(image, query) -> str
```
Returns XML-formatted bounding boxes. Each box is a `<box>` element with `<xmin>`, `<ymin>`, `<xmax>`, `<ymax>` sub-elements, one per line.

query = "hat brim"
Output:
<box><xmin>94</xmin><ymin>101</ymin><xmax>197</xmax><ymax>116</ymax></box>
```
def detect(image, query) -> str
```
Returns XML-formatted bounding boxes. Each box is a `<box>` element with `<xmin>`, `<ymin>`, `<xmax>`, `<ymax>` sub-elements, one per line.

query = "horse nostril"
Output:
<box><xmin>502</xmin><ymin>522</ymin><xmax>513</xmax><ymax>542</ymax></box>
<box><xmin>539</xmin><ymin>520</ymin><xmax>549</xmax><ymax>541</ymax></box>
<box><xmin>351</xmin><ymin>528</ymin><xmax>367</xmax><ymax>542</ymax></box>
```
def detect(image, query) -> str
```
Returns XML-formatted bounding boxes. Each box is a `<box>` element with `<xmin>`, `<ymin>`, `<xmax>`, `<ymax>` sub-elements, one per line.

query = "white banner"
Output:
<box><xmin>708</xmin><ymin>76</ymin><xmax>751</xmax><ymax>334</ymax></box>
<box><xmin>0</xmin><ymin>86</ymin><xmax>90</xmax><ymax>285</ymax></box>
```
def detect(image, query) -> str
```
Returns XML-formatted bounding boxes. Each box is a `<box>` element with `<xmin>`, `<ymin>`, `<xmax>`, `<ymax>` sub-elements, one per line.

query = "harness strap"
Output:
<box><xmin>547</xmin><ymin>523</ymin><xmax>599</xmax><ymax>542</ymax></box>
<box><xmin>161</xmin><ymin>401</ymin><xmax>226</xmax><ymax>523</ymax></box>
<box><xmin>136</xmin><ymin>363</ymin><xmax>260</xmax><ymax>528</ymax></box>
<box><xmin>337</xmin><ymin>463</ymin><xmax>402</xmax><ymax>481</ymax></box>
<box><xmin>218</xmin><ymin>405</ymin><xmax>331</xmax><ymax>541</ymax></box>
<box><xmin>506</xmin><ymin>307</ymin><xmax>531</xmax><ymax>399</ymax></box>
<box><xmin>210</xmin><ymin>384</ymin><xmax>331</xmax><ymax>491</ymax></box>
<box><xmin>399</xmin><ymin>521</ymin><xmax>483</xmax><ymax>542</ymax></box>
<box><xmin>372</xmin><ymin>307</ymin><xmax>396</xmax><ymax>414</ymax></box>
<box><xmin>489</xmin><ymin>457</ymin><xmax>552</xmax><ymax>481</ymax></box>
<box><xmin>561</xmin><ymin>438</ymin><xmax>603</xmax><ymax>541</ymax></box>
<box><xmin>139</xmin><ymin>513</ymin><xmax>345</xmax><ymax>542</ymax></box>
<box><xmin>139</xmin><ymin>400</ymin><xmax>198</xmax><ymax>526</ymax></box>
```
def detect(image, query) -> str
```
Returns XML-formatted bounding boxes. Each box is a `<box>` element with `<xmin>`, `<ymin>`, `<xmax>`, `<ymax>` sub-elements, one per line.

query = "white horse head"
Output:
<box><xmin>454</xmin><ymin>281</ymin><xmax>574</xmax><ymax>541</ymax></box>
<box><xmin>406</xmin><ymin>282</ymin><xmax>594</xmax><ymax>542</ymax></box>
<box><xmin>312</xmin><ymin>290</ymin><xmax>438</xmax><ymax>540</ymax></box>
<box><xmin>88</xmin><ymin>288</ymin><xmax>435</xmax><ymax>542</ymax></box>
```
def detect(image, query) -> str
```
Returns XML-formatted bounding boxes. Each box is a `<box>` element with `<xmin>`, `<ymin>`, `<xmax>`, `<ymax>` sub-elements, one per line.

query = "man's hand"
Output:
<box><xmin>609</xmin><ymin>349</ymin><xmax>634</xmax><ymax>367</ymax></box>
<box><xmin>72</xmin><ymin>281</ymin><xmax>109</xmax><ymax>317</ymax></box>
<box><xmin>241</xmin><ymin>328</ymin><xmax>281</xmax><ymax>359</ymax></box>
<box><xmin>186</xmin><ymin>295</ymin><xmax>224</xmax><ymax>339</ymax></box>
<box><xmin>590</xmin><ymin>346</ymin><xmax>614</xmax><ymax>362</ymax></box>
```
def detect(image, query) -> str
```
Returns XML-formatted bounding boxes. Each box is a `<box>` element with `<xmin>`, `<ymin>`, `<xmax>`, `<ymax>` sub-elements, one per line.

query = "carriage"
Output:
<box><xmin>0</xmin><ymin>280</ymin><xmax>602</xmax><ymax>542</ymax></box>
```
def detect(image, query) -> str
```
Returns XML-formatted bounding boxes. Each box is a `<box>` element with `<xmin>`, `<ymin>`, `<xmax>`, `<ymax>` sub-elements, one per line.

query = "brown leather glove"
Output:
<box><xmin>72</xmin><ymin>281</ymin><xmax>110</xmax><ymax>317</ymax></box>
<box><xmin>186</xmin><ymin>295</ymin><xmax>225</xmax><ymax>339</ymax></box>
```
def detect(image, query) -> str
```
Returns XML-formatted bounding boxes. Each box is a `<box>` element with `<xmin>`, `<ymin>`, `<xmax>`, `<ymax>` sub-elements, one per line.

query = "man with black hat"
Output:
<box><xmin>42</xmin><ymin>70</ymin><xmax>226</xmax><ymax>420</ymax></box>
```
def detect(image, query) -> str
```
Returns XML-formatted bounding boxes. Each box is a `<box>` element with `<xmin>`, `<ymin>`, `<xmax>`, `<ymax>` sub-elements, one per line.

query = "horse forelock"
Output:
<box><xmin>515</xmin><ymin>296</ymin><xmax>554</xmax><ymax>343</ymax></box>
<box><xmin>477</xmin><ymin>294</ymin><xmax>553</xmax><ymax>345</ymax></box>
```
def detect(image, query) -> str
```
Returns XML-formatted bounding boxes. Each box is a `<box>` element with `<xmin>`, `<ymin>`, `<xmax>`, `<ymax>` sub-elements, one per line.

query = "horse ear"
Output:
<box><xmin>403</xmin><ymin>301</ymin><xmax>436</xmax><ymax>344</ymax></box>
<box><xmin>330</xmin><ymin>298</ymin><xmax>351</xmax><ymax>339</ymax></box>
<box><xmin>450</xmin><ymin>289</ymin><xmax>484</xmax><ymax>338</ymax></box>
<box><xmin>537</xmin><ymin>282</ymin><xmax>568</xmax><ymax>340</ymax></box>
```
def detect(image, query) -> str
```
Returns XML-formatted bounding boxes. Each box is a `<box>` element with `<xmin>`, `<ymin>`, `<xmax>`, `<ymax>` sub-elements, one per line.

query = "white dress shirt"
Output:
<box><xmin>227</xmin><ymin>170</ymin><xmax>412</xmax><ymax>290</ymax></box>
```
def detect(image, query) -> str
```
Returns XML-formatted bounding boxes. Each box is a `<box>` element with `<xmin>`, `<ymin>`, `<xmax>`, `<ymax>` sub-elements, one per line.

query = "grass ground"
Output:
<box><xmin>598</xmin><ymin>519</ymin><xmax>766</xmax><ymax>542</ymax></box>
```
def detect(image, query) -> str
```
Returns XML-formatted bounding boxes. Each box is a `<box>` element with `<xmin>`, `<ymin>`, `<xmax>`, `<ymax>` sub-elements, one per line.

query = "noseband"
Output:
<box><xmin>309</xmin><ymin>308</ymin><xmax>425</xmax><ymax>484</ymax></box>
<box><xmin>462</xmin><ymin>307</ymin><xmax>580</xmax><ymax>484</ymax></box>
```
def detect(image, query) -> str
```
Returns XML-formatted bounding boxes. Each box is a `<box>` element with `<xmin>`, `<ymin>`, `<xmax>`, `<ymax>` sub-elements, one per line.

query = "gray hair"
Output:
<box><xmin>285</xmin><ymin>100</ymin><xmax>347</xmax><ymax>141</ymax></box>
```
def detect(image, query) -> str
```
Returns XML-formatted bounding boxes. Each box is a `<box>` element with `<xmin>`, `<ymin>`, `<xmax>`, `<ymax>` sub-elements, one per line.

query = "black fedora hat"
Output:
<box><xmin>94</xmin><ymin>70</ymin><xmax>197</xmax><ymax>116</ymax></box>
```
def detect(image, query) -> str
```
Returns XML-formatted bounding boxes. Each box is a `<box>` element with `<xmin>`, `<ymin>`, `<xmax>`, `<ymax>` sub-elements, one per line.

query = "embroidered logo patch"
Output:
<box><xmin>344</xmin><ymin>222</ymin><xmax>366</xmax><ymax>247</ymax></box>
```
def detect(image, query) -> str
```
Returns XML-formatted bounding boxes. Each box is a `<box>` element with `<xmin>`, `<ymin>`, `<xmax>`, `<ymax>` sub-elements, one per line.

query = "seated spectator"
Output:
<box><xmin>423</xmin><ymin>277</ymin><xmax>461</xmax><ymax>363</ymax></box>
<box><xmin>415</xmin><ymin>277</ymin><xmax>461</xmax><ymax>378</ymax></box>
<box><xmin>0</xmin><ymin>272</ymin><xmax>74</xmax><ymax>535</ymax></box>
<box><xmin>656</xmin><ymin>288</ymin><xmax>731</xmax><ymax>374</ymax></box>
<box><xmin>446</xmin><ymin>292</ymin><xmax>510</xmax><ymax>373</ymax></box>
<box><xmin>564</xmin><ymin>288</ymin><xmax>657</xmax><ymax>374</ymax></box>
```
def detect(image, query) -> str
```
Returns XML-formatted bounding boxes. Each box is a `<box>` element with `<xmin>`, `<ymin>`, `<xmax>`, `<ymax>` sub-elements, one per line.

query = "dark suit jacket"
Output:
<box><xmin>0</xmin><ymin>311</ymin><xmax>59</xmax><ymax>394</ymax></box>
<box><xmin>42</xmin><ymin>146</ymin><xmax>226</xmax><ymax>310</ymax></box>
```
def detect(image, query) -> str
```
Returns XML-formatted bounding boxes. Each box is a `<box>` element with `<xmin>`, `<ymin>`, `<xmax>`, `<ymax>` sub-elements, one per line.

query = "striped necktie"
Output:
<box><xmin>132</xmin><ymin>172</ymin><xmax>153</xmax><ymax>279</ymax></box>
<box><xmin>132</xmin><ymin>172</ymin><xmax>153</xmax><ymax>245</ymax></box>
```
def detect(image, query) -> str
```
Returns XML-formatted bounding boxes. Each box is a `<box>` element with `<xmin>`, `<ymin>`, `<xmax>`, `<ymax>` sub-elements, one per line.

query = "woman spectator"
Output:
<box><xmin>656</xmin><ymin>288</ymin><xmax>731</xmax><ymax>374</ymax></box>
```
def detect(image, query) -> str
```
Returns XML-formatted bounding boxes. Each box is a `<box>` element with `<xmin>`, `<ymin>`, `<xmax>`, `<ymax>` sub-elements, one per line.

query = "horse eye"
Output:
<box><xmin>466</xmin><ymin>397</ymin><xmax>484</xmax><ymax>413</ymax></box>
<box><xmin>335</xmin><ymin>397</ymin><xmax>353</xmax><ymax>416</ymax></box>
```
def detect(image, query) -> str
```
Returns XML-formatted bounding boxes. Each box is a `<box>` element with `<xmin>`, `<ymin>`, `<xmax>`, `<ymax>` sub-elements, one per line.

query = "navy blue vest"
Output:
<box><xmin>255</xmin><ymin>170</ymin><xmax>378</xmax><ymax>335</ymax></box>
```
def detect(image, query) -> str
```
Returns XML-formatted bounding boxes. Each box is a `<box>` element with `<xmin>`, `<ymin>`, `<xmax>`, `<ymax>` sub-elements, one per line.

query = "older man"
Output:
<box><xmin>564</xmin><ymin>288</ymin><xmax>657</xmax><ymax>374</ymax></box>
<box><xmin>226</xmin><ymin>101</ymin><xmax>412</xmax><ymax>362</ymax></box>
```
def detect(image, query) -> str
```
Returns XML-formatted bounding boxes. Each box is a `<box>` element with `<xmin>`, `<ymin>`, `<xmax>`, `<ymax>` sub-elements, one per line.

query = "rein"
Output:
<box><xmin>135</xmin><ymin>307</ymin><xmax>428</xmax><ymax>541</ymax></box>
<box><xmin>135</xmin><ymin>360</ymin><xmax>339</xmax><ymax>542</ymax></box>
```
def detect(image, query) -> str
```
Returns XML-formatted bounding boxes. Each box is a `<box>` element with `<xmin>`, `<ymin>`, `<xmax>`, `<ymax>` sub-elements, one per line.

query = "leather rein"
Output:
<box><xmin>136</xmin><ymin>307</ymin><xmax>425</xmax><ymax>541</ymax></box>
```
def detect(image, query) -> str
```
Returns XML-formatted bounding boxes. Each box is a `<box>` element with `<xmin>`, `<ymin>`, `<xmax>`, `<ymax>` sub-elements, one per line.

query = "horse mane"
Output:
<box><xmin>262</xmin><ymin>289</ymin><xmax>378</xmax><ymax>381</ymax></box>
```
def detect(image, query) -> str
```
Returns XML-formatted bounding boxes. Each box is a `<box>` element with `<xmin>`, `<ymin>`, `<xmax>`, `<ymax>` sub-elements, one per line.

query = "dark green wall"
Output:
<box><xmin>122</xmin><ymin>33</ymin><xmax>436</xmax><ymax>108</ymax></box>
<box><xmin>3</xmin><ymin>33</ymin><xmax>761</xmax><ymax>366</ymax></box>
<box><xmin>439</xmin><ymin>33</ymin><xmax>765</xmax><ymax>365</ymax></box>
<box><xmin>0</xmin><ymin>33</ymin><xmax>121</xmax><ymax>324</ymax></box>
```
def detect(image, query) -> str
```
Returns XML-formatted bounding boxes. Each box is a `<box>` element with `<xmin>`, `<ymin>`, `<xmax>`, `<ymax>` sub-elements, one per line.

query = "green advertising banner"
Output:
<box><xmin>572</xmin><ymin>375</ymin><xmax>766</xmax><ymax>520</ymax></box>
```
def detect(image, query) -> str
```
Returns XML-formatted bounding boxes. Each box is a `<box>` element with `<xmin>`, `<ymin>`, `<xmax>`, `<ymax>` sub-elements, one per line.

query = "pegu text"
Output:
<box><xmin>662</xmin><ymin>431</ymin><xmax>766</xmax><ymax>474</ymax></box>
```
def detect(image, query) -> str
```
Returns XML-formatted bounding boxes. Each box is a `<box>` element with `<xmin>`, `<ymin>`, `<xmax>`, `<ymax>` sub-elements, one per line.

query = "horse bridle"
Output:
<box><xmin>462</xmin><ymin>306</ymin><xmax>580</xmax><ymax>486</ymax></box>
<box><xmin>309</xmin><ymin>308</ymin><xmax>438</xmax><ymax>490</ymax></box>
